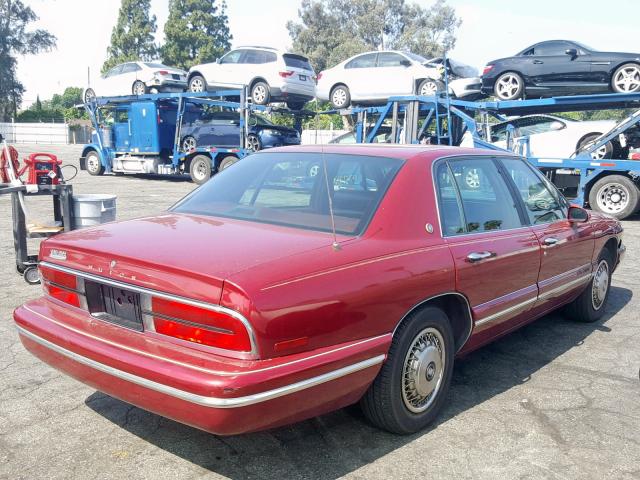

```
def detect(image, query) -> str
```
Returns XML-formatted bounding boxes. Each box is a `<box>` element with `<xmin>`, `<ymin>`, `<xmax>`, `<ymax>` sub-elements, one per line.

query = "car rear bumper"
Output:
<box><xmin>270</xmin><ymin>83</ymin><xmax>315</xmax><ymax>102</ymax></box>
<box><xmin>14</xmin><ymin>298</ymin><xmax>388</xmax><ymax>435</ymax></box>
<box><xmin>149</xmin><ymin>78</ymin><xmax>187</xmax><ymax>91</ymax></box>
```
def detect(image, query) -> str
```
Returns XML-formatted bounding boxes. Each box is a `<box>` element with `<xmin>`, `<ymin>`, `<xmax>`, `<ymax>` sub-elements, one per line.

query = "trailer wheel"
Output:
<box><xmin>85</xmin><ymin>151</ymin><xmax>104</xmax><ymax>176</ymax></box>
<box><xmin>589</xmin><ymin>175</ymin><xmax>639</xmax><ymax>219</ymax></box>
<box><xmin>218</xmin><ymin>155</ymin><xmax>238</xmax><ymax>171</ymax></box>
<box><xmin>189</xmin><ymin>154</ymin><xmax>212</xmax><ymax>184</ymax></box>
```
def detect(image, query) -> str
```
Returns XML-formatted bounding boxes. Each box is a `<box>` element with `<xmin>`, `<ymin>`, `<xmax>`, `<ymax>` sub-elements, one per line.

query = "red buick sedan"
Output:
<box><xmin>14</xmin><ymin>145</ymin><xmax>625</xmax><ymax>435</ymax></box>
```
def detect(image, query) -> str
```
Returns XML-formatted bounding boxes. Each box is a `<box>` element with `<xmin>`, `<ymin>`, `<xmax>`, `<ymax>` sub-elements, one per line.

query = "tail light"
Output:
<box><xmin>157</xmin><ymin>70</ymin><xmax>169</xmax><ymax>76</ymax></box>
<box><xmin>316</xmin><ymin>72</ymin><xmax>323</xmax><ymax>81</ymax></box>
<box><xmin>279</xmin><ymin>71</ymin><xmax>294</xmax><ymax>78</ymax></box>
<box><xmin>149</xmin><ymin>297</ymin><xmax>252</xmax><ymax>352</ymax></box>
<box><xmin>482</xmin><ymin>65</ymin><xmax>494</xmax><ymax>75</ymax></box>
<box><xmin>40</xmin><ymin>265</ymin><xmax>82</xmax><ymax>308</ymax></box>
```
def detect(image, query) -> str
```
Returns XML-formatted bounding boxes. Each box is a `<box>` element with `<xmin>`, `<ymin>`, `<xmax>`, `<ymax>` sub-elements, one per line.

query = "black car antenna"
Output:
<box><xmin>314</xmin><ymin>97</ymin><xmax>340</xmax><ymax>251</ymax></box>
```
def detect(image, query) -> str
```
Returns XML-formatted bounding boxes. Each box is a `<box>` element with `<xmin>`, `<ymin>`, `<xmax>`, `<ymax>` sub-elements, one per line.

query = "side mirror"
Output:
<box><xmin>400</xmin><ymin>59</ymin><xmax>411</xmax><ymax>67</ymax></box>
<box><xmin>568</xmin><ymin>205</ymin><xmax>589</xmax><ymax>223</ymax></box>
<box><xmin>565</xmin><ymin>48</ymin><xmax>578</xmax><ymax>58</ymax></box>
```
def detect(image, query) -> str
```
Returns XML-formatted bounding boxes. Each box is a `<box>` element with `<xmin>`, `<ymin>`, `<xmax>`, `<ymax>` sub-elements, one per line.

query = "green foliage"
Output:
<box><xmin>17</xmin><ymin>87</ymin><xmax>87</xmax><ymax>122</ymax></box>
<box><xmin>287</xmin><ymin>0</ymin><xmax>461</xmax><ymax>72</ymax></box>
<box><xmin>0</xmin><ymin>0</ymin><xmax>56</xmax><ymax>121</ymax></box>
<box><xmin>555</xmin><ymin>110</ymin><xmax>634</xmax><ymax>122</ymax></box>
<box><xmin>102</xmin><ymin>0</ymin><xmax>158</xmax><ymax>73</ymax></box>
<box><xmin>162</xmin><ymin>0</ymin><xmax>232</xmax><ymax>70</ymax></box>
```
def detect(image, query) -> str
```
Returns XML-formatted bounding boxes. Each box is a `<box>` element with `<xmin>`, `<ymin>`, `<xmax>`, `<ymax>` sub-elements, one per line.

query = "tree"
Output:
<box><xmin>16</xmin><ymin>87</ymin><xmax>86</xmax><ymax>122</ymax></box>
<box><xmin>162</xmin><ymin>0</ymin><xmax>232</xmax><ymax>70</ymax></box>
<box><xmin>102</xmin><ymin>0</ymin><xmax>158</xmax><ymax>72</ymax></box>
<box><xmin>0</xmin><ymin>0</ymin><xmax>56</xmax><ymax>121</ymax></box>
<box><xmin>287</xmin><ymin>0</ymin><xmax>461</xmax><ymax>72</ymax></box>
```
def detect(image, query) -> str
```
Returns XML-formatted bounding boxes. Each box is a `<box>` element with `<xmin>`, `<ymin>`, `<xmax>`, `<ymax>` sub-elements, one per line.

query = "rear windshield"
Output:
<box><xmin>144</xmin><ymin>62</ymin><xmax>169</xmax><ymax>69</ymax></box>
<box><xmin>283</xmin><ymin>54</ymin><xmax>313</xmax><ymax>72</ymax></box>
<box><xmin>172</xmin><ymin>152</ymin><xmax>403</xmax><ymax>235</ymax></box>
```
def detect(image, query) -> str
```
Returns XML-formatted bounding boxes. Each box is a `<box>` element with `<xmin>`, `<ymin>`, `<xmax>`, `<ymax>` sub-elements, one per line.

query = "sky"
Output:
<box><xmin>16</xmin><ymin>0</ymin><xmax>640</xmax><ymax>107</ymax></box>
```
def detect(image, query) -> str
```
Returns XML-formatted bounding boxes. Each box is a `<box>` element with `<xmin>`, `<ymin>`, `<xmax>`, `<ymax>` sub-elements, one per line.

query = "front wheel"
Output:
<box><xmin>83</xmin><ymin>88</ymin><xmax>96</xmax><ymax>103</ymax></box>
<box><xmin>246</xmin><ymin>134</ymin><xmax>261</xmax><ymax>152</ymax></box>
<box><xmin>494</xmin><ymin>72</ymin><xmax>524</xmax><ymax>100</ymax></box>
<box><xmin>418</xmin><ymin>78</ymin><xmax>444</xmax><ymax>96</ymax></box>
<box><xmin>360</xmin><ymin>306</ymin><xmax>454</xmax><ymax>434</ymax></box>
<box><xmin>251</xmin><ymin>82</ymin><xmax>270</xmax><ymax>105</ymax></box>
<box><xmin>182</xmin><ymin>135</ymin><xmax>197</xmax><ymax>151</ymax></box>
<box><xmin>132</xmin><ymin>80</ymin><xmax>147</xmax><ymax>96</ymax></box>
<box><xmin>188</xmin><ymin>75</ymin><xmax>207</xmax><ymax>93</ymax></box>
<box><xmin>611</xmin><ymin>63</ymin><xmax>640</xmax><ymax>93</ymax></box>
<box><xmin>189</xmin><ymin>154</ymin><xmax>212</xmax><ymax>184</ymax></box>
<box><xmin>588</xmin><ymin>174</ymin><xmax>639</xmax><ymax>220</ymax></box>
<box><xmin>577</xmin><ymin>133</ymin><xmax>613</xmax><ymax>160</ymax></box>
<box><xmin>85</xmin><ymin>151</ymin><xmax>104</xmax><ymax>176</ymax></box>
<box><xmin>564</xmin><ymin>250</ymin><xmax>613</xmax><ymax>323</ymax></box>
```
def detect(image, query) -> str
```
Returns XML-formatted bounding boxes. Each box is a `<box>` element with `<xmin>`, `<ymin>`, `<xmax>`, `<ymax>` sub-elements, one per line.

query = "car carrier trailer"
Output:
<box><xmin>79</xmin><ymin>90</ymin><xmax>250</xmax><ymax>184</ymax></box>
<box><xmin>333</xmin><ymin>91</ymin><xmax>640</xmax><ymax>219</ymax></box>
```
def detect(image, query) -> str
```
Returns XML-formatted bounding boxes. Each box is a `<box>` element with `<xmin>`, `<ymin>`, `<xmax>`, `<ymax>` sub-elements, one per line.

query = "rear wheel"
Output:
<box><xmin>577</xmin><ymin>133</ymin><xmax>613</xmax><ymax>160</ymax></box>
<box><xmin>132</xmin><ymin>80</ymin><xmax>147</xmax><ymax>96</ymax></box>
<box><xmin>188</xmin><ymin>75</ymin><xmax>207</xmax><ymax>93</ymax></box>
<box><xmin>330</xmin><ymin>85</ymin><xmax>350</xmax><ymax>109</ymax></box>
<box><xmin>189</xmin><ymin>154</ymin><xmax>212</xmax><ymax>184</ymax></box>
<box><xmin>611</xmin><ymin>63</ymin><xmax>640</xmax><ymax>93</ymax></box>
<box><xmin>218</xmin><ymin>155</ymin><xmax>238</xmax><ymax>171</ymax></box>
<box><xmin>494</xmin><ymin>72</ymin><xmax>524</xmax><ymax>100</ymax></box>
<box><xmin>286</xmin><ymin>100</ymin><xmax>306</xmax><ymax>111</ymax></box>
<box><xmin>85</xmin><ymin>151</ymin><xmax>104</xmax><ymax>176</ymax></box>
<box><xmin>251</xmin><ymin>81</ymin><xmax>270</xmax><ymax>105</ymax></box>
<box><xmin>360</xmin><ymin>306</ymin><xmax>454</xmax><ymax>434</ymax></box>
<box><xmin>588</xmin><ymin>174</ymin><xmax>639</xmax><ymax>219</ymax></box>
<box><xmin>83</xmin><ymin>88</ymin><xmax>96</xmax><ymax>103</ymax></box>
<box><xmin>564</xmin><ymin>249</ymin><xmax>613</xmax><ymax>323</ymax></box>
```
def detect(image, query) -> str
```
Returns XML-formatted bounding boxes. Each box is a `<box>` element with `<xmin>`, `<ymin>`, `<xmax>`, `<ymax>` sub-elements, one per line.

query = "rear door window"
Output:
<box><xmin>345</xmin><ymin>53</ymin><xmax>377</xmax><ymax>69</ymax></box>
<box><xmin>435</xmin><ymin>157</ymin><xmax>523</xmax><ymax>234</ymax></box>
<box><xmin>376</xmin><ymin>52</ymin><xmax>406</xmax><ymax>67</ymax></box>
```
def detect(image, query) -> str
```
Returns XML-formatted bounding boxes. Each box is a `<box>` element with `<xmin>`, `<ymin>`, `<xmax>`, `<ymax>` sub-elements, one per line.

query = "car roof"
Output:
<box><xmin>263</xmin><ymin>144</ymin><xmax>514</xmax><ymax>162</ymax></box>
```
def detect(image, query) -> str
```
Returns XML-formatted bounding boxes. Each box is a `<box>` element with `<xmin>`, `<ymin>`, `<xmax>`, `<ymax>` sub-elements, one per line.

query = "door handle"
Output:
<box><xmin>533</xmin><ymin>60</ymin><xmax>544</xmax><ymax>64</ymax></box>
<box><xmin>467</xmin><ymin>251</ymin><xmax>496</xmax><ymax>263</ymax></box>
<box><xmin>544</xmin><ymin>237</ymin><xmax>559</xmax><ymax>246</ymax></box>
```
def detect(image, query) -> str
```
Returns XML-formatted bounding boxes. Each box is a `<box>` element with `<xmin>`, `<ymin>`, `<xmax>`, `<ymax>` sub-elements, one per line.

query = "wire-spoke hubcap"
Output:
<box><xmin>614</xmin><ymin>66</ymin><xmax>640</xmax><ymax>92</ymax></box>
<box><xmin>496</xmin><ymin>75</ymin><xmax>521</xmax><ymax>99</ymax></box>
<box><xmin>592</xmin><ymin>260</ymin><xmax>609</xmax><ymax>310</ymax></box>
<box><xmin>596</xmin><ymin>183</ymin><xmax>629</xmax><ymax>213</ymax></box>
<box><xmin>402</xmin><ymin>327</ymin><xmax>445</xmax><ymax>413</ymax></box>
<box><xmin>332</xmin><ymin>88</ymin><xmax>347</xmax><ymax>107</ymax></box>
<box><xmin>420</xmin><ymin>81</ymin><xmax>438</xmax><ymax>96</ymax></box>
<box><xmin>190</xmin><ymin>78</ymin><xmax>205</xmax><ymax>92</ymax></box>
<box><xmin>252</xmin><ymin>85</ymin><xmax>267</xmax><ymax>104</ymax></box>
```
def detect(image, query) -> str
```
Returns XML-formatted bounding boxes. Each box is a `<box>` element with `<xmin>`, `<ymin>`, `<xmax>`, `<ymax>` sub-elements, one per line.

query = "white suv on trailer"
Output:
<box><xmin>187</xmin><ymin>47</ymin><xmax>316</xmax><ymax>110</ymax></box>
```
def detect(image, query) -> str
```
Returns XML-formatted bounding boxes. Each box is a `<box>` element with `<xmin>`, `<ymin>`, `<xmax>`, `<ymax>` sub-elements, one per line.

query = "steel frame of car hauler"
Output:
<box><xmin>80</xmin><ymin>90</ymin><xmax>251</xmax><ymax>182</ymax></box>
<box><xmin>336</xmin><ymin>91</ymin><xmax>640</xmax><ymax>219</ymax></box>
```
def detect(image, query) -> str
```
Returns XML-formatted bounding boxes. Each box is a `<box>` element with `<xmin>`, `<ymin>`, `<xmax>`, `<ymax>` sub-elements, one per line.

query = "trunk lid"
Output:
<box><xmin>40</xmin><ymin>213</ymin><xmax>334</xmax><ymax>304</ymax></box>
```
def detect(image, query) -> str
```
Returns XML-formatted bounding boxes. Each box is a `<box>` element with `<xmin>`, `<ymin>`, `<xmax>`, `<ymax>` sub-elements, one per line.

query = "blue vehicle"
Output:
<box><xmin>79</xmin><ymin>91</ymin><xmax>250</xmax><ymax>184</ymax></box>
<box><xmin>180</xmin><ymin>109</ymin><xmax>300</xmax><ymax>153</ymax></box>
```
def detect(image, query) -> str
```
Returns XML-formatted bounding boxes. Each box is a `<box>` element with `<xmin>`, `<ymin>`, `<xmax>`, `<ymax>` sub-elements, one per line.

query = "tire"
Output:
<box><xmin>218</xmin><ymin>155</ymin><xmax>238</xmax><ymax>171</ymax></box>
<box><xmin>132</xmin><ymin>80</ymin><xmax>147</xmax><ymax>96</ymax></box>
<box><xmin>330</xmin><ymin>85</ymin><xmax>351</xmax><ymax>109</ymax></box>
<box><xmin>611</xmin><ymin>63</ymin><xmax>640</xmax><ymax>94</ymax></box>
<box><xmin>577</xmin><ymin>133</ymin><xmax>613</xmax><ymax>160</ymax></box>
<box><xmin>588</xmin><ymin>174</ymin><xmax>639</xmax><ymax>220</ymax></box>
<box><xmin>246</xmin><ymin>134</ymin><xmax>261</xmax><ymax>152</ymax></box>
<box><xmin>564</xmin><ymin>249</ymin><xmax>613</xmax><ymax>323</ymax></box>
<box><xmin>188</xmin><ymin>75</ymin><xmax>207</xmax><ymax>93</ymax></box>
<box><xmin>189</xmin><ymin>154</ymin><xmax>212</xmax><ymax>184</ymax></box>
<box><xmin>494</xmin><ymin>72</ymin><xmax>524</xmax><ymax>100</ymax></box>
<box><xmin>286</xmin><ymin>100</ymin><xmax>306</xmax><ymax>111</ymax></box>
<box><xmin>182</xmin><ymin>135</ymin><xmax>197</xmax><ymax>151</ymax></box>
<box><xmin>23</xmin><ymin>266</ymin><xmax>41</xmax><ymax>285</ymax></box>
<box><xmin>85</xmin><ymin>151</ymin><xmax>104</xmax><ymax>176</ymax></box>
<box><xmin>83</xmin><ymin>88</ymin><xmax>96</xmax><ymax>103</ymax></box>
<box><xmin>360</xmin><ymin>306</ymin><xmax>454</xmax><ymax>434</ymax></box>
<box><xmin>251</xmin><ymin>81</ymin><xmax>270</xmax><ymax>105</ymax></box>
<box><xmin>417</xmin><ymin>78</ymin><xmax>444</xmax><ymax>96</ymax></box>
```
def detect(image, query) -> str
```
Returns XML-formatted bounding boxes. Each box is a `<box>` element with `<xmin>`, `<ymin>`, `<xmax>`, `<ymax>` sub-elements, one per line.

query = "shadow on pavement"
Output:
<box><xmin>85</xmin><ymin>286</ymin><xmax>632</xmax><ymax>480</ymax></box>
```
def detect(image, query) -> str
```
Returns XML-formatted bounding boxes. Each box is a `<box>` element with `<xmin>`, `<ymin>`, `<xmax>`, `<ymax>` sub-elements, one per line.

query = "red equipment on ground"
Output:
<box><xmin>0</xmin><ymin>145</ymin><xmax>20</xmax><ymax>183</ymax></box>
<box><xmin>0</xmin><ymin>148</ymin><xmax>62</xmax><ymax>185</ymax></box>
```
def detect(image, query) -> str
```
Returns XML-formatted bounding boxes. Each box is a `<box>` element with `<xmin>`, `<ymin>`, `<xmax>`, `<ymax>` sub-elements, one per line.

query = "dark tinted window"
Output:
<box><xmin>283</xmin><ymin>54</ymin><xmax>312</xmax><ymax>70</ymax></box>
<box><xmin>173</xmin><ymin>153</ymin><xmax>403</xmax><ymax>235</ymax></box>
<box><xmin>345</xmin><ymin>53</ymin><xmax>377</xmax><ymax>69</ymax></box>
<box><xmin>499</xmin><ymin>158</ymin><xmax>566</xmax><ymax>224</ymax></box>
<box><xmin>534</xmin><ymin>41</ymin><xmax>572</xmax><ymax>56</ymax></box>
<box><xmin>243</xmin><ymin>50</ymin><xmax>265</xmax><ymax>64</ymax></box>
<box><xmin>436</xmin><ymin>158</ymin><xmax>522</xmax><ymax>234</ymax></box>
<box><xmin>376</xmin><ymin>52</ymin><xmax>406</xmax><ymax>67</ymax></box>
